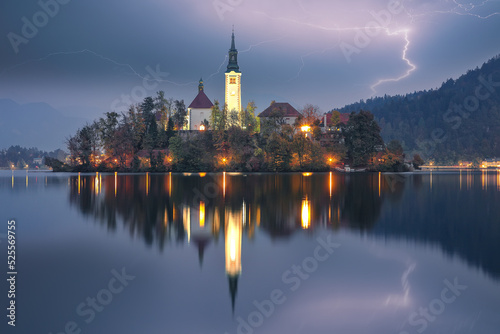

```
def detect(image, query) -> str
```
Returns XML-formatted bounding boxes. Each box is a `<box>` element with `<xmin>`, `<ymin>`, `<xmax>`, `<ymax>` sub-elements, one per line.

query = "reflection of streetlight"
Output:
<box><xmin>199</xmin><ymin>201</ymin><xmax>205</xmax><ymax>227</ymax></box>
<box><xmin>301</xmin><ymin>198</ymin><xmax>311</xmax><ymax>229</ymax></box>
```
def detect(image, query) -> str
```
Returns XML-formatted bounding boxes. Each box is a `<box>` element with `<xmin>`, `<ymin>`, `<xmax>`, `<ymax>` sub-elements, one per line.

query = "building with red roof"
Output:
<box><xmin>187</xmin><ymin>78</ymin><xmax>214</xmax><ymax>130</ymax></box>
<box><xmin>257</xmin><ymin>102</ymin><xmax>302</xmax><ymax>126</ymax></box>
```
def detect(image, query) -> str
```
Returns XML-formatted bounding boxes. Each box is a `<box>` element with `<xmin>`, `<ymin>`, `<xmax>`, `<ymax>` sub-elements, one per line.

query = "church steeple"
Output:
<box><xmin>226</xmin><ymin>29</ymin><xmax>240</xmax><ymax>73</ymax></box>
<box><xmin>230</xmin><ymin>27</ymin><xmax>236</xmax><ymax>50</ymax></box>
<box><xmin>225</xmin><ymin>28</ymin><xmax>242</xmax><ymax>114</ymax></box>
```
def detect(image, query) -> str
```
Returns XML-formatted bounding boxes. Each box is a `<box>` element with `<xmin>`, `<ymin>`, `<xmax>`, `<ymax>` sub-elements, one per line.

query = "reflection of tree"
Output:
<box><xmin>67</xmin><ymin>173</ymin><xmax>386</xmax><ymax>244</ymax></box>
<box><xmin>341</xmin><ymin>174</ymin><xmax>385</xmax><ymax>230</ymax></box>
<box><xmin>374</xmin><ymin>172</ymin><xmax>500</xmax><ymax>279</ymax></box>
<box><xmin>67</xmin><ymin>172</ymin><xmax>500</xmax><ymax>279</ymax></box>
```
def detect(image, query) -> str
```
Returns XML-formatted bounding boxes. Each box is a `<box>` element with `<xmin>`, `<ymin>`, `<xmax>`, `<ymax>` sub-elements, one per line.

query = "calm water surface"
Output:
<box><xmin>1</xmin><ymin>170</ymin><xmax>500</xmax><ymax>334</ymax></box>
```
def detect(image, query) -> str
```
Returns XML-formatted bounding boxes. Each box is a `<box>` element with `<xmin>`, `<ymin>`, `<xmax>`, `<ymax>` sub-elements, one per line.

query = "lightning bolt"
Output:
<box><xmin>255</xmin><ymin>0</ymin><xmax>498</xmax><ymax>96</ymax></box>
<box><xmin>403</xmin><ymin>0</ymin><xmax>500</xmax><ymax>20</ymax></box>
<box><xmin>370</xmin><ymin>29</ymin><xmax>416</xmax><ymax>94</ymax></box>
<box><xmin>443</xmin><ymin>0</ymin><xmax>500</xmax><ymax>19</ymax></box>
<box><xmin>254</xmin><ymin>11</ymin><xmax>415</xmax><ymax>88</ymax></box>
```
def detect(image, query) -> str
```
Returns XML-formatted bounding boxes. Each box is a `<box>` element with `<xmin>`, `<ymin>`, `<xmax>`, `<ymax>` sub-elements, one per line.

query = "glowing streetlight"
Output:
<box><xmin>199</xmin><ymin>124</ymin><xmax>206</xmax><ymax>131</ymax></box>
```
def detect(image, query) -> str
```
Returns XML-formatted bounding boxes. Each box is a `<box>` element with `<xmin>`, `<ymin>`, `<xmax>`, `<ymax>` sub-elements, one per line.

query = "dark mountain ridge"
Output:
<box><xmin>335</xmin><ymin>55</ymin><xmax>500</xmax><ymax>163</ymax></box>
<box><xmin>0</xmin><ymin>98</ymin><xmax>89</xmax><ymax>151</ymax></box>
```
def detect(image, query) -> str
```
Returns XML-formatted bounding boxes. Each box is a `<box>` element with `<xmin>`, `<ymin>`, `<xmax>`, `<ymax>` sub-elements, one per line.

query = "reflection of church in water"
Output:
<box><xmin>181</xmin><ymin>185</ymin><xmax>247</xmax><ymax>314</ymax></box>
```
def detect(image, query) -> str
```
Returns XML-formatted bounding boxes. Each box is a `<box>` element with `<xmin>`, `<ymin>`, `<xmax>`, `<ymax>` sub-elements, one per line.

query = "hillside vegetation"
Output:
<box><xmin>335</xmin><ymin>55</ymin><xmax>500</xmax><ymax>164</ymax></box>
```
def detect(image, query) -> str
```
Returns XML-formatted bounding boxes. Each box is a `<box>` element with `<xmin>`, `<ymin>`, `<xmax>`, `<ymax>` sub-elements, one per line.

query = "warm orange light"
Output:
<box><xmin>301</xmin><ymin>198</ymin><xmax>311</xmax><ymax>229</ymax></box>
<box><xmin>199</xmin><ymin>172</ymin><xmax>207</xmax><ymax>177</ymax></box>
<box><xmin>329</xmin><ymin>171</ymin><xmax>332</xmax><ymax>198</ymax></box>
<box><xmin>199</xmin><ymin>201</ymin><xmax>205</xmax><ymax>227</ymax></box>
<box><xmin>302</xmin><ymin>172</ymin><xmax>312</xmax><ymax>177</ymax></box>
<box><xmin>94</xmin><ymin>175</ymin><xmax>99</xmax><ymax>195</ymax></box>
<box><xmin>199</xmin><ymin>124</ymin><xmax>206</xmax><ymax>131</ymax></box>
<box><xmin>301</xmin><ymin>125</ymin><xmax>310</xmax><ymax>132</ymax></box>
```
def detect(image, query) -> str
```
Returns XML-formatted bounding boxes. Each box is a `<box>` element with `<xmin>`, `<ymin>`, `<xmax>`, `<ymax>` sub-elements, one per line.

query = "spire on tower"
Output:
<box><xmin>226</xmin><ymin>29</ymin><xmax>240</xmax><ymax>73</ymax></box>
<box><xmin>231</xmin><ymin>26</ymin><xmax>236</xmax><ymax>50</ymax></box>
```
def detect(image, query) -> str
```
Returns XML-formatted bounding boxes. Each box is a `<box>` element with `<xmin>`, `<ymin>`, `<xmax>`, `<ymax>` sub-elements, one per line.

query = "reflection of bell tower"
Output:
<box><xmin>225</xmin><ymin>208</ymin><xmax>242</xmax><ymax>314</ymax></box>
<box><xmin>225</xmin><ymin>28</ymin><xmax>242</xmax><ymax>116</ymax></box>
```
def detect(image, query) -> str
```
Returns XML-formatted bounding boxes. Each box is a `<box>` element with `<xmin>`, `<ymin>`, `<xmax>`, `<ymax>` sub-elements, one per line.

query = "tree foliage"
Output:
<box><xmin>343</xmin><ymin>110</ymin><xmax>384</xmax><ymax>166</ymax></box>
<box><xmin>336</xmin><ymin>55</ymin><xmax>500</xmax><ymax>164</ymax></box>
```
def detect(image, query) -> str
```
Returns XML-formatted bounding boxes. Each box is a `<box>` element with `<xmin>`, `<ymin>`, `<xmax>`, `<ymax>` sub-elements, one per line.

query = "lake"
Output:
<box><xmin>1</xmin><ymin>170</ymin><xmax>500</xmax><ymax>334</ymax></box>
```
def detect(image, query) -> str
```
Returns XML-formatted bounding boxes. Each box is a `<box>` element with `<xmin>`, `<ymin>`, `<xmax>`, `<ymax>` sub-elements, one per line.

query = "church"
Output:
<box><xmin>187</xmin><ymin>30</ymin><xmax>242</xmax><ymax>130</ymax></box>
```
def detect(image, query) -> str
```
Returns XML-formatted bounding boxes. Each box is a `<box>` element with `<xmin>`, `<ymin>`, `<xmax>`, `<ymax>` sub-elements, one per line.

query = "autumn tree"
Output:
<box><xmin>300</xmin><ymin>104</ymin><xmax>321</xmax><ymax>126</ymax></box>
<box><xmin>329</xmin><ymin>110</ymin><xmax>341</xmax><ymax>127</ymax></box>
<box><xmin>241</xmin><ymin>101</ymin><xmax>259</xmax><ymax>133</ymax></box>
<box><xmin>98</xmin><ymin>112</ymin><xmax>120</xmax><ymax>157</ymax></box>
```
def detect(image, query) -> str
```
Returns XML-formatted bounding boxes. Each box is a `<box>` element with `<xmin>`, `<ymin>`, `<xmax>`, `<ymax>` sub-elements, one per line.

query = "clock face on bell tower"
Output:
<box><xmin>225</xmin><ymin>30</ymin><xmax>242</xmax><ymax>118</ymax></box>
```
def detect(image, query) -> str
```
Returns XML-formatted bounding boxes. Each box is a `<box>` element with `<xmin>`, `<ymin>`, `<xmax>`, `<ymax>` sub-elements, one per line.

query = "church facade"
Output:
<box><xmin>187</xmin><ymin>78</ymin><xmax>213</xmax><ymax>130</ymax></box>
<box><xmin>187</xmin><ymin>30</ymin><xmax>242</xmax><ymax>130</ymax></box>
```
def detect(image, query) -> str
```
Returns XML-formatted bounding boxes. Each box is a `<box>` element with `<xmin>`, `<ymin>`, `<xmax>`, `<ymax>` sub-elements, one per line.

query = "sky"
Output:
<box><xmin>1</xmin><ymin>0</ymin><xmax>500</xmax><ymax>120</ymax></box>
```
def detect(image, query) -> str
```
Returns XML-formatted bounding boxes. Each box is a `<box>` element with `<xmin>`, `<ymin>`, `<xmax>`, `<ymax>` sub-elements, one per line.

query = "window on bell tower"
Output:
<box><xmin>230</xmin><ymin>78</ymin><xmax>236</xmax><ymax>84</ymax></box>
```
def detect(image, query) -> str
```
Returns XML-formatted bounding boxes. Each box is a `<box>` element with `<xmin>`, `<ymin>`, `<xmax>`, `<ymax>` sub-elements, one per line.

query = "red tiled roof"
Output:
<box><xmin>188</xmin><ymin>90</ymin><xmax>214</xmax><ymax>109</ymax></box>
<box><xmin>257</xmin><ymin>102</ymin><xmax>301</xmax><ymax>118</ymax></box>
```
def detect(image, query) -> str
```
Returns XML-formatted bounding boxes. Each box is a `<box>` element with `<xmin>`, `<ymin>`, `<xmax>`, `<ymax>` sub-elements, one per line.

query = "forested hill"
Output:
<box><xmin>335</xmin><ymin>55</ymin><xmax>500</xmax><ymax>164</ymax></box>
